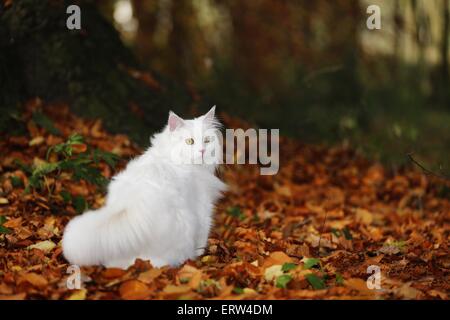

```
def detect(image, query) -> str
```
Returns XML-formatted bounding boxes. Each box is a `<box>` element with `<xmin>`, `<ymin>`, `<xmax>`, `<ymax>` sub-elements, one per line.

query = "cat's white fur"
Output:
<box><xmin>62</xmin><ymin>106</ymin><xmax>226</xmax><ymax>269</ymax></box>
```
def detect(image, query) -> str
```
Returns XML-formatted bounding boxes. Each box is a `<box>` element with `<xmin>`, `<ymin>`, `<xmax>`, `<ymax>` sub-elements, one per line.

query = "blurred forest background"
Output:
<box><xmin>1</xmin><ymin>0</ymin><xmax>449</xmax><ymax>172</ymax></box>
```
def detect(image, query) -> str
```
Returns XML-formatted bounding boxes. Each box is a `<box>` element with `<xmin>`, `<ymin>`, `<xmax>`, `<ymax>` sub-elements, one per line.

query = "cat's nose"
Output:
<box><xmin>199</xmin><ymin>149</ymin><xmax>205</xmax><ymax>154</ymax></box>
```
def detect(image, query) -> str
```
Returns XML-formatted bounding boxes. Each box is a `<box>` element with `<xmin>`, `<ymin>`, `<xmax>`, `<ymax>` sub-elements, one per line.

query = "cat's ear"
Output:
<box><xmin>168</xmin><ymin>111</ymin><xmax>184</xmax><ymax>132</ymax></box>
<box><xmin>203</xmin><ymin>105</ymin><xmax>216</xmax><ymax>122</ymax></box>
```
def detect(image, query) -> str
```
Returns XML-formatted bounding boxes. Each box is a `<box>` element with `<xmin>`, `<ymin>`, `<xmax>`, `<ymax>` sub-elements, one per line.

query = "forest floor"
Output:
<box><xmin>0</xmin><ymin>100</ymin><xmax>448</xmax><ymax>300</ymax></box>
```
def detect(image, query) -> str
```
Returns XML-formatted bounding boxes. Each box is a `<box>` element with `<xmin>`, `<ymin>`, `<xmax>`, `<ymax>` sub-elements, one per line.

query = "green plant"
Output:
<box><xmin>21</xmin><ymin>133</ymin><xmax>119</xmax><ymax>213</ymax></box>
<box><xmin>226</xmin><ymin>206</ymin><xmax>245</xmax><ymax>221</ymax></box>
<box><xmin>275</xmin><ymin>274</ymin><xmax>292</xmax><ymax>289</ymax></box>
<box><xmin>0</xmin><ymin>216</ymin><xmax>12</xmax><ymax>234</ymax></box>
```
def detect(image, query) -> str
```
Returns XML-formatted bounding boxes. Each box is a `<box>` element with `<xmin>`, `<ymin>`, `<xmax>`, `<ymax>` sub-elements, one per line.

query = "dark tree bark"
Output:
<box><xmin>0</xmin><ymin>0</ymin><xmax>191</xmax><ymax>145</ymax></box>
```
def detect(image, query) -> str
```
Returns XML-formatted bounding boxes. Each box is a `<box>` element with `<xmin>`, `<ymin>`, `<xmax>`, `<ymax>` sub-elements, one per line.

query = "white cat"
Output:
<box><xmin>62</xmin><ymin>106</ymin><xmax>226</xmax><ymax>269</ymax></box>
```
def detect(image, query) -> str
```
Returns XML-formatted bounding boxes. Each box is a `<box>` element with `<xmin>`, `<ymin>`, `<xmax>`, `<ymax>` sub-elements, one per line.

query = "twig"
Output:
<box><xmin>318</xmin><ymin>210</ymin><xmax>329</xmax><ymax>255</ymax></box>
<box><xmin>407</xmin><ymin>153</ymin><xmax>450</xmax><ymax>181</ymax></box>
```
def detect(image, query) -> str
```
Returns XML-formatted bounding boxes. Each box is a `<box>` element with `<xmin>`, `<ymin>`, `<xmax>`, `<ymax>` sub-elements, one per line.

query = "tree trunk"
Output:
<box><xmin>0</xmin><ymin>0</ymin><xmax>191</xmax><ymax>145</ymax></box>
<box><xmin>441</xmin><ymin>0</ymin><xmax>449</xmax><ymax>104</ymax></box>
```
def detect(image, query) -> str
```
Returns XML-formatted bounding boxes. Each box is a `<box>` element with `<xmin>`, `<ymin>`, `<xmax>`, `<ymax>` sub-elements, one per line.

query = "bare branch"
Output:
<box><xmin>407</xmin><ymin>153</ymin><xmax>450</xmax><ymax>181</ymax></box>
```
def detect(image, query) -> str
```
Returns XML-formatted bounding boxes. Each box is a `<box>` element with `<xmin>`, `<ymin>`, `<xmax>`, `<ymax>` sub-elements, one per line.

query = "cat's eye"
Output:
<box><xmin>185</xmin><ymin>138</ymin><xmax>194</xmax><ymax>145</ymax></box>
<box><xmin>204</xmin><ymin>136</ymin><xmax>212</xmax><ymax>143</ymax></box>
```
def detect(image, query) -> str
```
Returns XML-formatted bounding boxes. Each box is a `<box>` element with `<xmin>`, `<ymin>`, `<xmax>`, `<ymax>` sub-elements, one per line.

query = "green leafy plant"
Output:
<box><xmin>335</xmin><ymin>273</ymin><xmax>344</xmax><ymax>286</ymax></box>
<box><xmin>305</xmin><ymin>273</ymin><xmax>326</xmax><ymax>290</ymax></box>
<box><xmin>226</xmin><ymin>206</ymin><xmax>245</xmax><ymax>221</ymax></box>
<box><xmin>303</xmin><ymin>258</ymin><xmax>320</xmax><ymax>270</ymax></box>
<box><xmin>22</xmin><ymin>134</ymin><xmax>119</xmax><ymax>213</ymax></box>
<box><xmin>232</xmin><ymin>287</ymin><xmax>244</xmax><ymax>294</ymax></box>
<box><xmin>281</xmin><ymin>263</ymin><xmax>297</xmax><ymax>272</ymax></box>
<box><xmin>0</xmin><ymin>216</ymin><xmax>11</xmax><ymax>234</ymax></box>
<box><xmin>275</xmin><ymin>274</ymin><xmax>292</xmax><ymax>289</ymax></box>
<box><xmin>10</xmin><ymin>176</ymin><xmax>23</xmax><ymax>188</ymax></box>
<box><xmin>32</xmin><ymin>111</ymin><xmax>61</xmax><ymax>136</ymax></box>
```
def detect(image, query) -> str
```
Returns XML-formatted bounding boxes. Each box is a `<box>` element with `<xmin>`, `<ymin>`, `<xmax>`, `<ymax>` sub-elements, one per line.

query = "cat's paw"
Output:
<box><xmin>104</xmin><ymin>258</ymin><xmax>135</xmax><ymax>269</ymax></box>
<box><xmin>138</xmin><ymin>255</ymin><xmax>169</xmax><ymax>268</ymax></box>
<box><xmin>195</xmin><ymin>247</ymin><xmax>205</xmax><ymax>256</ymax></box>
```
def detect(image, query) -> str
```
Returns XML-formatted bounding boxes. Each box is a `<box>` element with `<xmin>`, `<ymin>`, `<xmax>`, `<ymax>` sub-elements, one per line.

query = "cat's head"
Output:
<box><xmin>164</xmin><ymin>106</ymin><xmax>222</xmax><ymax>166</ymax></box>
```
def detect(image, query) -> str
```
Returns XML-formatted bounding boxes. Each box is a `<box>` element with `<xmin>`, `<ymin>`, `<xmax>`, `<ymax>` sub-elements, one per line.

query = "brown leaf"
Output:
<box><xmin>162</xmin><ymin>285</ymin><xmax>192</xmax><ymax>299</ymax></box>
<box><xmin>66</xmin><ymin>289</ymin><xmax>87</xmax><ymax>300</ymax></box>
<box><xmin>3</xmin><ymin>217</ymin><xmax>22</xmax><ymax>228</ymax></box>
<box><xmin>102</xmin><ymin>268</ymin><xmax>127</xmax><ymax>279</ymax></box>
<box><xmin>138</xmin><ymin>268</ymin><xmax>162</xmax><ymax>284</ymax></box>
<box><xmin>71</xmin><ymin>143</ymin><xmax>88</xmax><ymax>154</ymax></box>
<box><xmin>18</xmin><ymin>273</ymin><xmax>48</xmax><ymax>288</ymax></box>
<box><xmin>0</xmin><ymin>293</ymin><xmax>27</xmax><ymax>300</ymax></box>
<box><xmin>345</xmin><ymin>278</ymin><xmax>375</xmax><ymax>296</ymax></box>
<box><xmin>262</xmin><ymin>251</ymin><xmax>294</xmax><ymax>268</ymax></box>
<box><xmin>397</xmin><ymin>283</ymin><xmax>422</xmax><ymax>299</ymax></box>
<box><xmin>119</xmin><ymin>280</ymin><xmax>151</xmax><ymax>300</ymax></box>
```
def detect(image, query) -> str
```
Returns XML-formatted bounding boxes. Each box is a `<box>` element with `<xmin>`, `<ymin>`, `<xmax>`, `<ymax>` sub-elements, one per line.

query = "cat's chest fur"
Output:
<box><xmin>108</xmin><ymin>153</ymin><xmax>225</xmax><ymax>212</ymax></box>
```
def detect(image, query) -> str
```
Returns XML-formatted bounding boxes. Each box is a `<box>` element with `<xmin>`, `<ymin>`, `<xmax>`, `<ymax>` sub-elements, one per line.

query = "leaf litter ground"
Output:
<box><xmin>0</xmin><ymin>101</ymin><xmax>448</xmax><ymax>300</ymax></box>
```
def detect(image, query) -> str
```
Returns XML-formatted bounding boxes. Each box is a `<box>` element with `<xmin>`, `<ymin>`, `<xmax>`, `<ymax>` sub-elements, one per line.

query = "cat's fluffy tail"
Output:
<box><xmin>62</xmin><ymin>209</ymin><xmax>105</xmax><ymax>267</ymax></box>
<box><xmin>62</xmin><ymin>206</ymin><xmax>147</xmax><ymax>268</ymax></box>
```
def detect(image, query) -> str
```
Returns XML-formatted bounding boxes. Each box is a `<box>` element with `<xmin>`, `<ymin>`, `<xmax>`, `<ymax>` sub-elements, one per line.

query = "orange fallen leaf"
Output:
<box><xmin>71</xmin><ymin>143</ymin><xmax>88</xmax><ymax>154</ymax></box>
<box><xmin>102</xmin><ymin>268</ymin><xmax>127</xmax><ymax>279</ymax></box>
<box><xmin>3</xmin><ymin>217</ymin><xmax>22</xmax><ymax>228</ymax></box>
<box><xmin>137</xmin><ymin>268</ymin><xmax>162</xmax><ymax>284</ymax></box>
<box><xmin>177</xmin><ymin>265</ymin><xmax>203</xmax><ymax>289</ymax></box>
<box><xmin>0</xmin><ymin>293</ymin><xmax>27</xmax><ymax>300</ymax></box>
<box><xmin>66</xmin><ymin>289</ymin><xmax>87</xmax><ymax>300</ymax></box>
<box><xmin>119</xmin><ymin>280</ymin><xmax>150</xmax><ymax>300</ymax></box>
<box><xmin>18</xmin><ymin>272</ymin><xmax>48</xmax><ymax>288</ymax></box>
<box><xmin>345</xmin><ymin>278</ymin><xmax>375</xmax><ymax>296</ymax></box>
<box><xmin>162</xmin><ymin>285</ymin><xmax>192</xmax><ymax>299</ymax></box>
<box><xmin>262</xmin><ymin>251</ymin><xmax>294</xmax><ymax>268</ymax></box>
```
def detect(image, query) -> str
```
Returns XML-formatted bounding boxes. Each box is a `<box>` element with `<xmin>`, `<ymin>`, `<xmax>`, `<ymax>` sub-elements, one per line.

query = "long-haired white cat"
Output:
<box><xmin>62</xmin><ymin>106</ymin><xmax>226</xmax><ymax>269</ymax></box>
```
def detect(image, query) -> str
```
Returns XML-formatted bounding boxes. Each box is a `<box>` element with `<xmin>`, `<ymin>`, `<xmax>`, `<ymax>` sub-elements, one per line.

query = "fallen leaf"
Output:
<box><xmin>29</xmin><ymin>136</ymin><xmax>45</xmax><ymax>146</ymax></box>
<box><xmin>102</xmin><ymin>268</ymin><xmax>127</xmax><ymax>279</ymax></box>
<box><xmin>355</xmin><ymin>208</ymin><xmax>373</xmax><ymax>225</ymax></box>
<box><xmin>119</xmin><ymin>280</ymin><xmax>150</xmax><ymax>300</ymax></box>
<box><xmin>264</xmin><ymin>265</ymin><xmax>283</xmax><ymax>282</ymax></box>
<box><xmin>3</xmin><ymin>217</ymin><xmax>22</xmax><ymax>228</ymax></box>
<box><xmin>138</xmin><ymin>268</ymin><xmax>162</xmax><ymax>284</ymax></box>
<box><xmin>345</xmin><ymin>278</ymin><xmax>374</xmax><ymax>296</ymax></box>
<box><xmin>263</xmin><ymin>251</ymin><xmax>293</xmax><ymax>268</ymax></box>
<box><xmin>162</xmin><ymin>285</ymin><xmax>192</xmax><ymax>299</ymax></box>
<box><xmin>27</xmin><ymin>240</ymin><xmax>56</xmax><ymax>253</ymax></box>
<box><xmin>397</xmin><ymin>283</ymin><xmax>422</xmax><ymax>299</ymax></box>
<box><xmin>0</xmin><ymin>293</ymin><xmax>27</xmax><ymax>300</ymax></box>
<box><xmin>66</xmin><ymin>289</ymin><xmax>87</xmax><ymax>300</ymax></box>
<box><xmin>18</xmin><ymin>273</ymin><xmax>48</xmax><ymax>288</ymax></box>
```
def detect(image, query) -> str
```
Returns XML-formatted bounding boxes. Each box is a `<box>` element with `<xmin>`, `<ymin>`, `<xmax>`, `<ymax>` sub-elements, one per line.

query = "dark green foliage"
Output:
<box><xmin>275</xmin><ymin>274</ymin><xmax>292</xmax><ymax>289</ymax></box>
<box><xmin>305</xmin><ymin>273</ymin><xmax>326</xmax><ymax>290</ymax></box>
<box><xmin>32</xmin><ymin>112</ymin><xmax>61</xmax><ymax>136</ymax></box>
<box><xmin>226</xmin><ymin>206</ymin><xmax>245</xmax><ymax>221</ymax></box>
<box><xmin>72</xmin><ymin>195</ymin><xmax>87</xmax><ymax>214</ymax></box>
<box><xmin>335</xmin><ymin>273</ymin><xmax>344</xmax><ymax>286</ymax></box>
<box><xmin>281</xmin><ymin>263</ymin><xmax>297</xmax><ymax>272</ymax></box>
<box><xmin>0</xmin><ymin>216</ymin><xmax>11</xmax><ymax>234</ymax></box>
<box><xmin>232</xmin><ymin>287</ymin><xmax>244</xmax><ymax>294</ymax></box>
<box><xmin>302</xmin><ymin>258</ymin><xmax>320</xmax><ymax>270</ymax></box>
<box><xmin>25</xmin><ymin>133</ymin><xmax>118</xmax><ymax>195</ymax></box>
<box><xmin>10</xmin><ymin>176</ymin><xmax>23</xmax><ymax>188</ymax></box>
